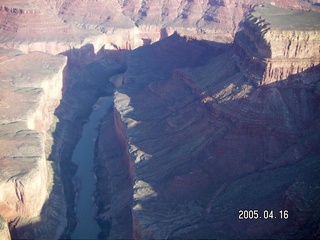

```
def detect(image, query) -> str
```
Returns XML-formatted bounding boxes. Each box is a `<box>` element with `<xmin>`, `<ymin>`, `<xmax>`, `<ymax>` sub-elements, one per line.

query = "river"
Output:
<box><xmin>71</xmin><ymin>96</ymin><xmax>112</xmax><ymax>240</ymax></box>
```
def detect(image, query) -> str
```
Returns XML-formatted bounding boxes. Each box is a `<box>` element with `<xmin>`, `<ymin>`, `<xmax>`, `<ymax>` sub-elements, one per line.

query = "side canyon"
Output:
<box><xmin>0</xmin><ymin>0</ymin><xmax>319</xmax><ymax>239</ymax></box>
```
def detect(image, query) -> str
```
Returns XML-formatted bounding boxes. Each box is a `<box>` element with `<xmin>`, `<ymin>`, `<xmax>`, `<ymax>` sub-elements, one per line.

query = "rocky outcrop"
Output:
<box><xmin>234</xmin><ymin>3</ymin><xmax>320</xmax><ymax>85</ymax></box>
<box><xmin>0</xmin><ymin>0</ymin><xmax>112</xmax><ymax>55</ymax></box>
<box><xmin>103</xmin><ymin>5</ymin><xmax>320</xmax><ymax>239</ymax></box>
<box><xmin>47</xmin><ymin>49</ymin><xmax>127</xmax><ymax>238</ymax></box>
<box><xmin>0</xmin><ymin>1</ymin><xmax>319</xmax><ymax>239</ymax></box>
<box><xmin>0</xmin><ymin>215</ymin><xmax>10</xmax><ymax>240</ymax></box>
<box><xmin>57</xmin><ymin>0</ymin><xmax>320</xmax><ymax>44</ymax></box>
<box><xmin>109</xmin><ymin>35</ymin><xmax>230</xmax><ymax>239</ymax></box>
<box><xmin>0</xmin><ymin>0</ymin><xmax>319</xmax><ymax>56</ymax></box>
<box><xmin>94</xmin><ymin>106</ymin><xmax>134</xmax><ymax>240</ymax></box>
<box><xmin>0</xmin><ymin>48</ymin><xmax>67</xmax><ymax>238</ymax></box>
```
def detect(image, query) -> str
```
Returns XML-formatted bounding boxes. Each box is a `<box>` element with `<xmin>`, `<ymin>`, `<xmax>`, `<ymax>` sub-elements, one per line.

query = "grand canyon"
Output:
<box><xmin>0</xmin><ymin>0</ymin><xmax>319</xmax><ymax>239</ymax></box>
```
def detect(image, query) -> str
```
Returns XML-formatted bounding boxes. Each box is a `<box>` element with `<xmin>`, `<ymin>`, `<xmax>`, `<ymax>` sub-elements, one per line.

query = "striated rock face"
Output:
<box><xmin>102</xmin><ymin>5</ymin><xmax>320</xmax><ymax>240</ymax></box>
<box><xmin>94</xmin><ymin>106</ymin><xmax>134</xmax><ymax>239</ymax></box>
<box><xmin>234</xmin><ymin>3</ymin><xmax>320</xmax><ymax>85</ymax></box>
<box><xmin>0</xmin><ymin>0</ymin><xmax>110</xmax><ymax>54</ymax></box>
<box><xmin>105</xmin><ymin>34</ymin><xmax>227</xmax><ymax>239</ymax></box>
<box><xmin>48</xmin><ymin>49</ymin><xmax>127</xmax><ymax>238</ymax></box>
<box><xmin>56</xmin><ymin>0</ymin><xmax>320</xmax><ymax>45</ymax></box>
<box><xmin>0</xmin><ymin>0</ymin><xmax>318</xmax><ymax>55</ymax></box>
<box><xmin>0</xmin><ymin>44</ymin><xmax>126</xmax><ymax>240</ymax></box>
<box><xmin>0</xmin><ymin>48</ymin><xmax>68</xmax><ymax>238</ymax></box>
<box><xmin>0</xmin><ymin>0</ymin><xmax>318</xmax><ymax>56</ymax></box>
<box><xmin>0</xmin><ymin>0</ymin><xmax>319</xmax><ymax>239</ymax></box>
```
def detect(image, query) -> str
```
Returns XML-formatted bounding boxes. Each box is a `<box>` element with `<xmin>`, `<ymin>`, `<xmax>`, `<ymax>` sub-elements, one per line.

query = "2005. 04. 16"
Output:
<box><xmin>238</xmin><ymin>210</ymin><xmax>289</xmax><ymax>220</ymax></box>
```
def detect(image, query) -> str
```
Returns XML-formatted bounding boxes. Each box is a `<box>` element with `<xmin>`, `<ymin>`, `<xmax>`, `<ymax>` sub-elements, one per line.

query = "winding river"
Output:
<box><xmin>71</xmin><ymin>96</ymin><xmax>112</xmax><ymax>240</ymax></box>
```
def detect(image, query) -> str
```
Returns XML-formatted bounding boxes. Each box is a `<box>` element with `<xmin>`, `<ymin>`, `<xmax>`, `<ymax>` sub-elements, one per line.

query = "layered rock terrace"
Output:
<box><xmin>106</xmin><ymin>4</ymin><xmax>320</xmax><ymax>239</ymax></box>
<box><xmin>0</xmin><ymin>48</ymin><xmax>67</xmax><ymax>238</ymax></box>
<box><xmin>0</xmin><ymin>0</ymin><xmax>319</xmax><ymax>239</ymax></box>
<box><xmin>1</xmin><ymin>0</ymin><xmax>318</xmax><ymax>55</ymax></box>
<box><xmin>235</xmin><ymin>3</ymin><xmax>320</xmax><ymax>85</ymax></box>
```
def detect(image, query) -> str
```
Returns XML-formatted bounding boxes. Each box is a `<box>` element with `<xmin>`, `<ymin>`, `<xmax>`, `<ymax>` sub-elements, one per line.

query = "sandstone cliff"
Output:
<box><xmin>0</xmin><ymin>48</ymin><xmax>68</xmax><ymax>238</ymax></box>
<box><xmin>0</xmin><ymin>0</ymin><xmax>319</xmax><ymax>239</ymax></box>
<box><xmin>104</xmin><ymin>5</ymin><xmax>320</xmax><ymax>239</ymax></box>
<box><xmin>94</xmin><ymin>105</ymin><xmax>134</xmax><ymax>239</ymax></box>
<box><xmin>48</xmin><ymin>49</ymin><xmax>127</xmax><ymax>238</ymax></box>
<box><xmin>234</xmin><ymin>3</ymin><xmax>320</xmax><ymax>85</ymax></box>
<box><xmin>0</xmin><ymin>0</ymin><xmax>111</xmax><ymax>54</ymax></box>
<box><xmin>1</xmin><ymin>0</ymin><xmax>318</xmax><ymax>55</ymax></box>
<box><xmin>56</xmin><ymin>0</ymin><xmax>320</xmax><ymax>44</ymax></box>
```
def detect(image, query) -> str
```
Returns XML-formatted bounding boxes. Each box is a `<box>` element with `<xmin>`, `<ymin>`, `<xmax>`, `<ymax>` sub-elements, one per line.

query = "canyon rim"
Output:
<box><xmin>0</xmin><ymin>0</ymin><xmax>320</xmax><ymax>239</ymax></box>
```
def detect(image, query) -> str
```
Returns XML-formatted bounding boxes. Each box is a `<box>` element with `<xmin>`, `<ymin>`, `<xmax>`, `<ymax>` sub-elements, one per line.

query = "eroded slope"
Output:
<box><xmin>0</xmin><ymin>1</ymin><xmax>319</xmax><ymax>239</ymax></box>
<box><xmin>104</xmin><ymin>5</ymin><xmax>320</xmax><ymax>239</ymax></box>
<box><xmin>0</xmin><ymin>48</ymin><xmax>68</xmax><ymax>239</ymax></box>
<box><xmin>235</xmin><ymin>3</ymin><xmax>320</xmax><ymax>85</ymax></box>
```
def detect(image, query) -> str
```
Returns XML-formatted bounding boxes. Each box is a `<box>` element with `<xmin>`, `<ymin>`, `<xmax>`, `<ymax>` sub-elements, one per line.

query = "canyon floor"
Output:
<box><xmin>0</xmin><ymin>0</ymin><xmax>320</xmax><ymax>240</ymax></box>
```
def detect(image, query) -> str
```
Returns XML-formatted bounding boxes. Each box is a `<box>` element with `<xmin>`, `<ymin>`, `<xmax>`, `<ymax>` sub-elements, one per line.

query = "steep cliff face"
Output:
<box><xmin>109</xmin><ymin>35</ymin><xmax>230</xmax><ymax>239</ymax></box>
<box><xmin>47</xmin><ymin>50</ymin><xmax>127</xmax><ymax>238</ymax></box>
<box><xmin>0</xmin><ymin>49</ymin><xmax>67</xmax><ymax>238</ymax></box>
<box><xmin>0</xmin><ymin>0</ymin><xmax>318</xmax><ymax>54</ymax></box>
<box><xmin>103</xmin><ymin>5</ymin><xmax>320</xmax><ymax>239</ymax></box>
<box><xmin>0</xmin><ymin>1</ymin><xmax>319</xmax><ymax>239</ymax></box>
<box><xmin>0</xmin><ymin>0</ymin><xmax>111</xmax><ymax>54</ymax></box>
<box><xmin>94</xmin><ymin>106</ymin><xmax>134</xmax><ymax>240</ymax></box>
<box><xmin>57</xmin><ymin>0</ymin><xmax>319</xmax><ymax>45</ymax></box>
<box><xmin>0</xmin><ymin>0</ymin><xmax>318</xmax><ymax>53</ymax></box>
<box><xmin>234</xmin><ymin>4</ymin><xmax>320</xmax><ymax>85</ymax></box>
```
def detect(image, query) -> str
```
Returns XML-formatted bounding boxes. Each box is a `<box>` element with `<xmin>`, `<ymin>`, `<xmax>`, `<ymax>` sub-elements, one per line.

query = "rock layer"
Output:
<box><xmin>235</xmin><ymin>4</ymin><xmax>320</xmax><ymax>85</ymax></box>
<box><xmin>0</xmin><ymin>0</ymin><xmax>111</xmax><ymax>54</ymax></box>
<box><xmin>0</xmin><ymin>48</ymin><xmax>67</xmax><ymax>238</ymax></box>
<box><xmin>94</xmin><ymin>106</ymin><xmax>134</xmax><ymax>239</ymax></box>
<box><xmin>1</xmin><ymin>0</ymin><xmax>318</xmax><ymax>55</ymax></box>
<box><xmin>103</xmin><ymin>5</ymin><xmax>320</xmax><ymax>239</ymax></box>
<box><xmin>0</xmin><ymin>0</ymin><xmax>319</xmax><ymax>239</ymax></box>
<box><xmin>48</xmin><ymin>49</ymin><xmax>127</xmax><ymax>238</ymax></box>
<box><xmin>57</xmin><ymin>0</ymin><xmax>320</xmax><ymax>44</ymax></box>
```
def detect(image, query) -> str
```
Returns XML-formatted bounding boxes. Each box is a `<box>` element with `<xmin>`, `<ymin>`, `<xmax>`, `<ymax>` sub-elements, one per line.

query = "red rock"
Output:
<box><xmin>109</xmin><ymin>5</ymin><xmax>320</xmax><ymax>239</ymax></box>
<box><xmin>0</xmin><ymin>1</ymin><xmax>319</xmax><ymax>239</ymax></box>
<box><xmin>0</xmin><ymin>48</ymin><xmax>67</xmax><ymax>238</ymax></box>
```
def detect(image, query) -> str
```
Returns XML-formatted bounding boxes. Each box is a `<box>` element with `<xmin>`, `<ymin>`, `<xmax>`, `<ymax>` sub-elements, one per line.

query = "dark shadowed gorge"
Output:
<box><xmin>0</xmin><ymin>1</ymin><xmax>320</xmax><ymax>240</ymax></box>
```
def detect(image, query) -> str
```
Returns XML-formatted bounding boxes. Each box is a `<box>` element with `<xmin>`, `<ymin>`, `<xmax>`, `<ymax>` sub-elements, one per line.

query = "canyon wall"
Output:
<box><xmin>0</xmin><ymin>1</ymin><xmax>128</xmax><ymax>238</ymax></box>
<box><xmin>48</xmin><ymin>50</ymin><xmax>127</xmax><ymax>238</ymax></box>
<box><xmin>56</xmin><ymin>0</ymin><xmax>320</xmax><ymax>44</ymax></box>
<box><xmin>0</xmin><ymin>49</ymin><xmax>67</xmax><ymax>239</ymax></box>
<box><xmin>2</xmin><ymin>0</ymin><xmax>319</xmax><ymax>55</ymax></box>
<box><xmin>0</xmin><ymin>0</ymin><xmax>319</xmax><ymax>239</ymax></box>
<box><xmin>103</xmin><ymin>4</ymin><xmax>320</xmax><ymax>239</ymax></box>
<box><xmin>0</xmin><ymin>0</ymin><xmax>112</xmax><ymax>55</ymax></box>
<box><xmin>94</xmin><ymin>106</ymin><xmax>134</xmax><ymax>239</ymax></box>
<box><xmin>234</xmin><ymin>3</ymin><xmax>320</xmax><ymax>85</ymax></box>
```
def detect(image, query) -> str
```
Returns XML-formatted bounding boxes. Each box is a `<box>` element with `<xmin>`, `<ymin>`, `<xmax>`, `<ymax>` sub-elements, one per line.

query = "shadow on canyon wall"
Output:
<box><xmin>9</xmin><ymin>34</ymin><xmax>320</xmax><ymax>239</ymax></box>
<box><xmin>51</xmin><ymin>45</ymin><xmax>128</xmax><ymax>239</ymax></box>
<box><xmin>112</xmin><ymin>35</ymin><xmax>320</xmax><ymax>238</ymax></box>
<box><xmin>10</xmin><ymin>44</ymin><xmax>128</xmax><ymax>239</ymax></box>
<box><xmin>93</xmin><ymin>105</ymin><xmax>134</xmax><ymax>239</ymax></box>
<box><xmin>93</xmin><ymin>34</ymin><xmax>232</xmax><ymax>240</ymax></box>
